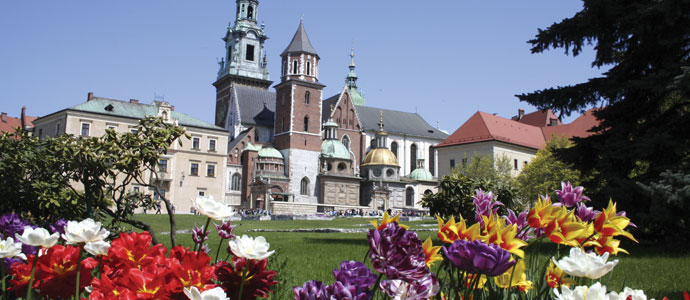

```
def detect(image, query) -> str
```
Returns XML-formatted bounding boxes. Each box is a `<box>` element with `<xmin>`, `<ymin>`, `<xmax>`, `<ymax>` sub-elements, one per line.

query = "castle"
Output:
<box><xmin>214</xmin><ymin>0</ymin><xmax>447</xmax><ymax>215</ymax></box>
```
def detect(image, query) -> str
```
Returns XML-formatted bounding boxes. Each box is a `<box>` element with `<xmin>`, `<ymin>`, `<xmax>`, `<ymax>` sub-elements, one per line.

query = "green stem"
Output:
<box><xmin>237</xmin><ymin>262</ymin><xmax>249</xmax><ymax>300</ymax></box>
<box><xmin>74</xmin><ymin>246</ymin><xmax>83</xmax><ymax>300</ymax></box>
<box><xmin>2</xmin><ymin>260</ymin><xmax>6</xmax><ymax>300</ymax></box>
<box><xmin>214</xmin><ymin>237</ymin><xmax>225</xmax><ymax>264</ymax></box>
<box><xmin>25</xmin><ymin>248</ymin><xmax>40</xmax><ymax>300</ymax></box>
<box><xmin>362</xmin><ymin>248</ymin><xmax>370</xmax><ymax>263</ymax></box>
<box><xmin>370</xmin><ymin>273</ymin><xmax>384</xmax><ymax>299</ymax></box>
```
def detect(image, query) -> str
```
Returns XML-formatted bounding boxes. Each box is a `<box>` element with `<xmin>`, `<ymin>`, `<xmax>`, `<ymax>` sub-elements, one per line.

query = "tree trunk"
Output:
<box><xmin>160</xmin><ymin>196</ymin><xmax>177</xmax><ymax>247</ymax></box>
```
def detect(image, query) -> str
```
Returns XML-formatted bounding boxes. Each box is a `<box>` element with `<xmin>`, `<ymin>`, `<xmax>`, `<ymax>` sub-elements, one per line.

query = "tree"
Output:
<box><xmin>0</xmin><ymin>117</ymin><xmax>186</xmax><ymax>245</ymax></box>
<box><xmin>516</xmin><ymin>136</ymin><xmax>582</xmax><ymax>201</ymax></box>
<box><xmin>454</xmin><ymin>153</ymin><xmax>513</xmax><ymax>185</ymax></box>
<box><xmin>516</xmin><ymin>0</ymin><xmax>690</xmax><ymax>237</ymax></box>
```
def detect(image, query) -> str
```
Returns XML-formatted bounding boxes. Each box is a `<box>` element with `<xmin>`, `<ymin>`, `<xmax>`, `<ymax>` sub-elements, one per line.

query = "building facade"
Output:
<box><xmin>31</xmin><ymin>94</ymin><xmax>229</xmax><ymax>214</ymax></box>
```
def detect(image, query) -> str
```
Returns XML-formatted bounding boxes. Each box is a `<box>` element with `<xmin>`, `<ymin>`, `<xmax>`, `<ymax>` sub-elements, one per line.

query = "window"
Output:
<box><xmin>429</xmin><ymin>146</ymin><xmax>435</xmax><ymax>176</ymax></box>
<box><xmin>514</xmin><ymin>159</ymin><xmax>519</xmax><ymax>170</ymax></box>
<box><xmin>292</xmin><ymin>60</ymin><xmax>298</xmax><ymax>74</ymax></box>
<box><xmin>81</xmin><ymin>123</ymin><xmax>90</xmax><ymax>137</ymax></box>
<box><xmin>450</xmin><ymin>159</ymin><xmax>455</xmax><ymax>169</ymax></box>
<box><xmin>209</xmin><ymin>139</ymin><xmax>216</xmax><ymax>152</ymax></box>
<box><xmin>304</xmin><ymin>115</ymin><xmax>309</xmax><ymax>132</ymax></box>
<box><xmin>107</xmin><ymin>125</ymin><xmax>117</xmax><ymax>131</ymax></box>
<box><xmin>231</xmin><ymin>173</ymin><xmax>241</xmax><ymax>191</ymax></box>
<box><xmin>161</xmin><ymin>111</ymin><xmax>168</xmax><ymax>121</ymax></box>
<box><xmin>281</xmin><ymin>95</ymin><xmax>285</xmax><ymax>106</ymax></box>
<box><xmin>410</xmin><ymin>144</ymin><xmax>418</xmax><ymax>171</ymax></box>
<box><xmin>305</xmin><ymin>91</ymin><xmax>310</xmax><ymax>104</ymax></box>
<box><xmin>306</xmin><ymin>61</ymin><xmax>311</xmax><ymax>75</ymax></box>
<box><xmin>406</xmin><ymin>187</ymin><xmax>414</xmax><ymax>206</ymax></box>
<box><xmin>524</xmin><ymin>161</ymin><xmax>528</xmax><ymax>168</ymax></box>
<box><xmin>386</xmin><ymin>168</ymin><xmax>395</xmax><ymax>177</ymax></box>
<box><xmin>130</xmin><ymin>128</ymin><xmax>138</xmax><ymax>134</ymax></box>
<box><xmin>133</xmin><ymin>186</ymin><xmax>140</xmax><ymax>193</ymax></box>
<box><xmin>198</xmin><ymin>190</ymin><xmax>205</xmax><ymax>197</ymax></box>
<box><xmin>55</xmin><ymin>123</ymin><xmax>60</xmax><ymax>135</ymax></box>
<box><xmin>300</xmin><ymin>177</ymin><xmax>309</xmax><ymax>195</ymax></box>
<box><xmin>462</xmin><ymin>158</ymin><xmax>468</xmax><ymax>166</ymax></box>
<box><xmin>158</xmin><ymin>159</ymin><xmax>168</xmax><ymax>172</ymax></box>
<box><xmin>190</xmin><ymin>163</ymin><xmax>199</xmax><ymax>176</ymax></box>
<box><xmin>282</xmin><ymin>61</ymin><xmax>287</xmax><ymax>76</ymax></box>
<box><xmin>154</xmin><ymin>189</ymin><xmax>166</xmax><ymax>200</ymax></box>
<box><xmin>192</xmin><ymin>137</ymin><xmax>200</xmax><ymax>149</ymax></box>
<box><xmin>207</xmin><ymin>164</ymin><xmax>216</xmax><ymax>177</ymax></box>
<box><xmin>391</xmin><ymin>142</ymin><xmax>398</xmax><ymax>158</ymax></box>
<box><xmin>247</xmin><ymin>5</ymin><xmax>254</xmax><ymax>19</ymax></box>
<box><xmin>245</xmin><ymin>44</ymin><xmax>255</xmax><ymax>61</ymax></box>
<box><xmin>342</xmin><ymin>135</ymin><xmax>350</xmax><ymax>151</ymax></box>
<box><xmin>280</xmin><ymin>117</ymin><xmax>284</xmax><ymax>132</ymax></box>
<box><xmin>38</xmin><ymin>128</ymin><xmax>43</xmax><ymax>138</ymax></box>
<box><xmin>254</xmin><ymin>132</ymin><xmax>259</xmax><ymax>141</ymax></box>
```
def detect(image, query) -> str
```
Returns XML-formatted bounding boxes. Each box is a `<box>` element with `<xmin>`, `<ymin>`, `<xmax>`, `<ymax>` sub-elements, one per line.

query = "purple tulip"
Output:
<box><xmin>333</xmin><ymin>261</ymin><xmax>377</xmax><ymax>293</ymax></box>
<box><xmin>192</xmin><ymin>223</ymin><xmax>208</xmax><ymax>244</ymax></box>
<box><xmin>380</xmin><ymin>273</ymin><xmax>439</xmax><ymax>300</ymax></box>
<box><xmin>473</xmin><ymin>189</ymin><xmax>504</xmax><ymax>225</ymax></box>
<box><xmin>293</xmin><ymin>280</ymin><xmax>329</xmax><ymax>300</ymax></box>
<box><xmin>576</xmin><ymin>203</ymin><xmax>600</xmax><ymax>223</ymax></box>
<box><xmin>214</xmin><ymin>220</ymin><xmax>236</xmax><ymax>239</ymax></box>
<box><xmin>0</xmin><ymin>213</ymin><xmax>33</xmax><ymax>238</ymax></box>
<box><xmin>555</xmin><ymin>181</ymin><xmax>590</xmax><ymax>207</ymax></box>
<box><xmin>49</xmin><ymin>219</ymin><xmax>68</xmax><ymax>235</ymax></box>
<box><xmin>327</xmin><ymin>282</ymin><xmax>369</xmax><ymax>300</ymax></box>
<box><xmin>368</xmin><ymin>223</ymin><xmax>428</xmax><ymax>281</ymax></box>
<box><xmin>504</xmin><ymin>208</ymin><xmax>532</xmax><ymax>240</ymax></box>
<box><xmin>443</xmin><ymin>239</ymin><xmax>516</xmax><ymax>276</ymax></box>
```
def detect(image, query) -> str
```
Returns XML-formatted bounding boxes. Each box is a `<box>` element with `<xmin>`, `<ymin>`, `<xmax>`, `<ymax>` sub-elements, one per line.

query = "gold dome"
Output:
<box><xmin>361</xmin><ymin>148</ymin><xmax>398</xmax><ymax>167</ymax></box>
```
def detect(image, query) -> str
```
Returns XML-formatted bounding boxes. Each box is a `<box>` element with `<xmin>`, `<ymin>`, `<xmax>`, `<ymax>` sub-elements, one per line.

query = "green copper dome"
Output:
<box><xmin>324</xmin><ymin>120</ymin><xmax>339</xmax><ymax>128</ymax></box>
<box><xmin>243</xmin><ymin>142</ymin><xmax>262</xmax><ymax>152</ymax></box>
<box><xmin>408</xmin><ymin>168</ymin><xmax>434</xmax><ymax>181</ymax></box>
<box><xmin>321</xmin><ymin>140</ymin><xmax>351</xmax><ymax>160</ymax></box>
<box><xmin>350</xmin><ymin>87</ymin><xmax>365</xmax><ymax>106</ymax></box>
<box><xmin>258</xmin><ymin>147</ymin><xmax>284</xmax><ymax>159</ymax></box>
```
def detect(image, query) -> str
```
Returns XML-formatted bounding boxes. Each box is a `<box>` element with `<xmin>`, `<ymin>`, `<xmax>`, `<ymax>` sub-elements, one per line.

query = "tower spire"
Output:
<box><xmin>345</xmin><ymin>48</ymin><xmax>365</xmax><ymax>106</ymax></box>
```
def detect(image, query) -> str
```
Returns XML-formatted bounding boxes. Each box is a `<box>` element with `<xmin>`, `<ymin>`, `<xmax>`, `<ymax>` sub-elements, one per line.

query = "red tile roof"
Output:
<box><xmin>514</xmin><ymin>109</ymin><xmax>561</xmax><ymax>127</ymax></box>
<box><xmin>0</xmin><ymin>113</ymin><xmax>23</xmax><ymax>134</ymax></box>
<box><xmin>437</xmin><ymin>109</ymin><xmax>599</xmax><ymax>150</ymax></box>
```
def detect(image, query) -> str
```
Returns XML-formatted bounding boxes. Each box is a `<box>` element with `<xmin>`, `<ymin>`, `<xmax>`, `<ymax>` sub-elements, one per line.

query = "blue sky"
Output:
<box><xmin>0</xmin><ymin>1</ymin><xmax>602</xmax><ymax>132</ymax></box>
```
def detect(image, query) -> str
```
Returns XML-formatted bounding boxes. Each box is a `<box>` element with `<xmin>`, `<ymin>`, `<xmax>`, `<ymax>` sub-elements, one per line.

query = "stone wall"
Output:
<box><xmin>270</xmin><ymin>202</ymin><xmax>317</xmax><ymax>215</ymax></box>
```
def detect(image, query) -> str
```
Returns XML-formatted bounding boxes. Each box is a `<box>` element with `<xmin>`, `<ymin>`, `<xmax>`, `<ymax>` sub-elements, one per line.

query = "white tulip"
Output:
<box><xmin>229</xmin><ymin>235</ymin><xmax>274</xmax><ymax>260</ymax></box>
<box><xmin>84</xmin><ymin>240</ymin><xmax>111</xmax><ymax>256</ymax></box>
<box><xmin>606</xmin><ymin>287</ymin><xmax>652</xmax><ymax>300</ymax></box>
<box><xmin>0</xmin><ymin>237</ymin><xmax>26</xmax><ymax>260</ymax></box>
<box><xmin>15</xmin><ymin>226</ymin><xmax>59</xmax><ymax>248</ymax></box>
<box><xmin>193</xmin><ymin>195</ymin><xmax>234</xmax><ymax>221</ymax></box>
<box><xmin>554</xmin><ymin>282</ymin><xmax>608</xmax><ymax>300</ymax></box>
<box><xmin>553</xmin><ymin>247</ymin><xmax>618</xmax><ymax>280</ymax></box>
<box><xmin>62</xmin><ymin>218</ymin><xmax>110</xmax><ymax>244</ymax></box>
<box><xmin>184</xmin><ymin>286</ymin><xmax>229</xmax><ymax>300</ymax></box>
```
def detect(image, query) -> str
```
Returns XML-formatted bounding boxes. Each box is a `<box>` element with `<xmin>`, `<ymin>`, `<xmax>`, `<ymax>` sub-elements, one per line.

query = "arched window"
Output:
<box><xmin>391</xmin><ymin>141</ymin><xmax>398</xmax><ymax>158</ymax></box>
<box><xmin>161</xmin><ymin>111</ymin><xmax>168</xmax><ymax>121</ymax></box>
<box><xmin>342</xmin><ymin>135</ymin><xmax>350</xmax><ymax>151</ymax></box>
<box><xmin>429</xmin><ymin>146</ymin><xmax>435</xmax><ymax>176</ymax></box>
<box><xmin>410</xmin><ymin>144</ymin><xmax>418</xmax><ymax>172</ymax></box>
<box><xmin>305</xmin><ymin>91</ymin><xmax>310</xmax><ymax>104</ymax></box>
<box><xmin>306</xmin><ymin>61</ymin><xmax>311</xmax><ymax>75</ymax></box>
<box><xmin>282</xmin><ymin>61</ymin><xmax>287</xmax><ymax>76</ymax></box>
<box><xmin>405</xmin><ymin>187</ymin><xmax>414</xmax><ymax>206</ymax></box>
<box><xmin>300</xmin><ymin>177</ymin><xmax>309</xmax><ymax>195</ymax></box>
<box><xmin>292</xmin><ymin>60</ymin><xmax>298</xmax><ymax>74</ymax></box>
<box><xmin>247</xmin><ymin>6</ymin><xmax>254</xmax><ymax>20</ymax></box>
<box><xmin>231</xmin><ymin>173</ymin><xmax>241</xmax><ymax>191</ymax></box>
<box><xmin>304</xmin><ymin>115</ymin><xmax>309</xmax><ymax>132</ymax></box>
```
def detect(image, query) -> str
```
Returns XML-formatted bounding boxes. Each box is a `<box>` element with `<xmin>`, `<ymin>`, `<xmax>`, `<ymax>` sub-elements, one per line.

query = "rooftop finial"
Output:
<box><xmin>330</xmin><ymin>103</ymin><xmax>335</xmax><ymax>113</ymax></box>
<box><xmin>301</xmin><ymin>14</ymin><xmax>304</xmax><ymax>21</ymax></box>
<box><xmin>378</xmin><ymin>110</ymin><xmax>384</xmax><ymax>131</ymax></box>
<box><xmin>349</xmin><ymin>48</ymin><xmax>355</xmax><ymax>67</ymax></box>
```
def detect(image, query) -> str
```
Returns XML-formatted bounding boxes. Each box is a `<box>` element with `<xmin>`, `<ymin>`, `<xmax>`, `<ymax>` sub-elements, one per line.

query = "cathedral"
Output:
<box><xmin>215</xmin><ymin>0</ymin><xmax>448</xmax><ymax>215</ymax></box>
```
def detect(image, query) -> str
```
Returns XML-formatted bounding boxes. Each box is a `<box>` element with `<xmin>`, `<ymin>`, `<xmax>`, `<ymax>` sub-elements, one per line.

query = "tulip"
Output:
<box><xmin>422</xmin><ymin>237</ymin><xmax>443</xmax><ymax>267</ymax></box>
<box><xmin>62</xmin><ymin>218</ymin><xmax>110</xmax><ymax>244</ymax></box>
<box><xmin>15</xmin><ymin>226</ymin><xmax>58</xmax><ymax>248</ymax></box>
<box><xmin>194</xmin><ymin>195</ymin><xmax>234</xmax><ymax>221</ymax></box>
<box><xmin>0</xmin><ymin>237</ymin><xmax>26</xmax><ymax>260</ymax></box>
<box><xmin>84</xmin><ymin>240</ymin><xmax>111</xmax><ymax>256</ymax></box>
<box><xmin>371</xmin><ymin>211</ymin><xmax>409</xmax><ymax>230</ymax></box>
<box><xmin>555</xmin><ymin>181</ymin><xmax>590</xmax><ymax>207</ymax></box>
<box><xmin>443</xmin><ymin>239</ymin><xmax>516</xmax><ymax>277</ymax></box>
<box><xmin>552</xmin><ymin>247</ymin><xmax>618</xmax><ymax>280</ymax></box>
<box><xmin>473</xmin><ymin>189</ymin><xmax>504</xmax><ymax>225</ymax></box>
<box><xmin>483</xmin><ymin>217</ymin><xmax>528</xmax><ymax>258</ymax></box>
<box><xmin>380</xmin><ymin>273</ymin><xmax>439</xmax><ymax>300</ymax></box>
<box><xmin>184</xmin><ymin>286</ymin><xmax>229</xmax><ymax>300</ymax></box>
<box><xmin>495</xmin><ymin>260</ymin><xmax>533</xmax><ymax>292</ymax></box>
<box><xmin>606</xmin><ymin>287</ymin><xmax>651</xmax><ymax>300</ymax></box>
<box><xmin>228</xmin><ymin>235</ymin><xmax>274</xmax><ymax>260</ymax></box>
<box><xmin>554</xmin><ymin>282</ymin><xmax>608</xmax><ymax>300</ymax></box>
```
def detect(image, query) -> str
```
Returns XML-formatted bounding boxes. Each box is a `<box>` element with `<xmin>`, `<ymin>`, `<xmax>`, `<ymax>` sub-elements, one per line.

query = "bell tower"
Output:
<box><xmin>273</xmin><ymin>20</ymin><xmax>325</xmax><ymax>204</ymax></box>
<box><xmin>213</xmin><ymin>0</ymin><xmax>272</xmax><ymax>127</ymax></box>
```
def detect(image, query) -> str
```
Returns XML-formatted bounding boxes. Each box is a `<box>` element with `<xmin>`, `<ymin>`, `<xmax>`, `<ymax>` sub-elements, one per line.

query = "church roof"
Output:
<box><xmin>281</xmin><ymin>20</ymin><xmax>318</xmax><ymax>57</ymax></box>
<box><xmin>321</xmin><ymin>140</ymin><xmax>350</xmax><ymax>160</ymax></box>
<box><xmin>354</xmin><ymin>106</ymin><xmax>449</xmax><ymax>140</ymax></box>
<box><xmin>234</xmin><ymin>85</ymin><xmax>276</xmax><ymax>127</ymax></box>
<box><xmin>541</xmin><ymin>109</ymin><xmax>598</xmax><ymax>140</ymax></box>
<box><xmin>408</xmin><ymin>168</ymin><xmax>434</xmax><ymax>181</ymax></box>
<box><xmin>513</xmin><ymin>109</ymin><xmax>561</xmax><ymax>127</ymax></box>
<box><xmin>65</xmin><ymin>97</ymin><xmax>224</xmax><ymax>131</ymax></box>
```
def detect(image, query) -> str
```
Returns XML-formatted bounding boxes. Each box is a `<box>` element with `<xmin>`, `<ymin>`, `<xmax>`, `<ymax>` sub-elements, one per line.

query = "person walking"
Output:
<box><xmin>155</xmin><ymin>202</ymin><xmax>162</xmax><ymax>214</ymax></box>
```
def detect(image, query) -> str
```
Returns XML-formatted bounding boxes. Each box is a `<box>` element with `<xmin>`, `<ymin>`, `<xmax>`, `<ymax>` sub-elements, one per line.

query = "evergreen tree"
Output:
<box><xmin>517</xmin><ymin>0</ymin><xmax>690</xmax><ymax>240</ymax></box>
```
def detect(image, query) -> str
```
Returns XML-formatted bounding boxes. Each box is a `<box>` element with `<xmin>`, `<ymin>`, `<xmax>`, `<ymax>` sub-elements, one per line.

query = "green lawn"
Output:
<box><xmin>133</xmin><ymin>214</ymin><xmax>690</xmax><ymax>300</ymax></box>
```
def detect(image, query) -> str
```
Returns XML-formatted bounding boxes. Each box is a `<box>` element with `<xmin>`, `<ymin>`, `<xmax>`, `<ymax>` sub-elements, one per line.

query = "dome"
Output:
<box><xmin>258</xmin><ymin>147</ymin><xmax>283</xmax><ymax>159</ymax></box>
<box><xmin>361</xmin><ymin>148</ymin><xmax>398</xmax><ymax>167</ymax></box>
<box><xmin>321</xmin><ymin>140</ymin><xmax>350</xmax><ymax>160</ymax></box>
<box><xmin>408</xmin><ymin>168</ymin><xmax>434</xmax><ymax>181</ymax></box>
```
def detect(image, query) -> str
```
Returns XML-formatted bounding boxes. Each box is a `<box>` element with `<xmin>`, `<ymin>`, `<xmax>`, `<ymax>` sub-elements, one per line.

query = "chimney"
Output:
<box><xmin>129</xmin><ymin>99</ymin><xmax>139</xmax><ymax>104</ymax></box>
<box><xmin>549</xmin><ymin>118</ymin><xmax>559</xmax><ymax>126</ymax></box>
<box><xmin>1</xmin><ymin>112</ymin><xmax>6</xmax><ymax>122</ymax></box>
<box><xmin>21</xmin><ymin>106</ymin><xmax>26</xmax><ymax>128</ymax></box>
<box><xmin>87</xmin><ymin>92</ymin><xmax>93</xmax><ymax>101</ymax></box>
<box><xmin>518</xmin><ymin>109</ymin><xmax>525</xmax><ymax>120</ymax></box>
